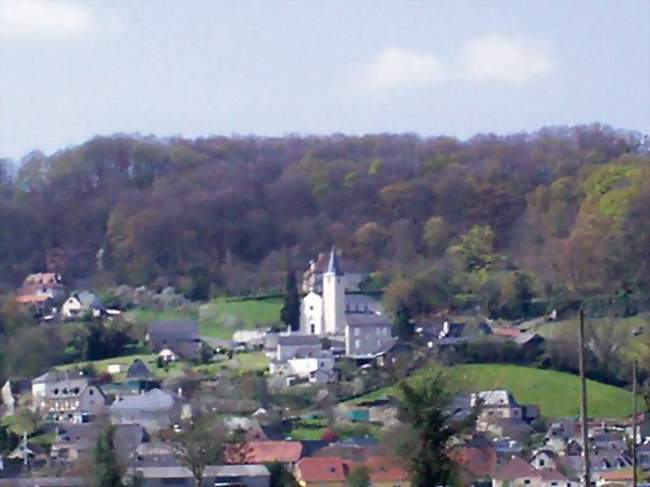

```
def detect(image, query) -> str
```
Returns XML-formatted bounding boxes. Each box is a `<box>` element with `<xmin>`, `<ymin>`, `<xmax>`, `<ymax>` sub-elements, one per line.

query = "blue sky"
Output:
<box><xmin>1</xmin><ymin>0</ymin><xmax>648</xmax><ymax>161</ymax></box>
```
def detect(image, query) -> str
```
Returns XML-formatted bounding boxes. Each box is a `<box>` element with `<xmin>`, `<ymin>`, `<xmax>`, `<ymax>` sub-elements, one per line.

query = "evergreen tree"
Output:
<box><xmin>280</xmin><ymin>270</ymin><xmax>301</xmax><ymax>331</ymax></box>
<box><xmin>394</xmin><ymin>373</ymin><xmax>475</xmax><ymax>486</ymax></box>
<box><xmin>93</xmin><ymin>425</ymin><xmax>124</xmax><ymax>487</ymax></box>
<box><xmin>393</xmin><ymin>302</ymin><xmax>414</xmax><ymax>340</ymax></box>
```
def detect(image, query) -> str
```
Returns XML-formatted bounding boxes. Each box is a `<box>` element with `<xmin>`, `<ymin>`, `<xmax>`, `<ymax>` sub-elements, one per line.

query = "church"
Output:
<box><xmin>299</xmin><ymin>248</ymin><xmax>395</xmax><ymax>359</ymax></box>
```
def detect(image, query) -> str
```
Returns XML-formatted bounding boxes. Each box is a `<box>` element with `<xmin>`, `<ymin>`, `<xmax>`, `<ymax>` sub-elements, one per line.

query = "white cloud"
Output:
<box><xmin>357</xmin><ymin>35</ymin><xmax>555</xmax><ymax>91</ymax></box>
<box><xmin>0</xmin><ymin>0</ymin><xmax>98</xmax><ymax>40</ymax></box>
<box><xmin>460</xmin><ymin>35</ymin><xmax>555</xmax><ymax>85</ymax></box>
<box><xmin>358</xmin><ymin>47</ymin><xmax>448</xmax><ymax>90</ymax></box>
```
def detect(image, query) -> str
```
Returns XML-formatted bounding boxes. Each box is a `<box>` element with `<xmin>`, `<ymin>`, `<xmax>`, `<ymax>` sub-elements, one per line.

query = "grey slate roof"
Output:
<box><xmin>129</xmin><ymin>464</ymin><xmax>269</xmax><ymax>479</ymax></box>
<box><xmin>345</xmin><ymin>313</ymin><xmax>391</xmax><ymax>327</ymax></box>
<box><xmin>32</xmin><ymin>369</ymin><xmax>86</xmax><ymax>384</ymax></box>
<box><xmin>277</xmin><ymin>334</ymin><xmax>321</xmax><ymax>346</ymax></box>
<box><xmin>110</xmin><ymin>388</ymin><xmax>175</xmax><ymax>412</ymax></box>
<box><xmin>127</xmin><ymin>359</ymin><xmax>154</xmax><ymax>380</ymax></box>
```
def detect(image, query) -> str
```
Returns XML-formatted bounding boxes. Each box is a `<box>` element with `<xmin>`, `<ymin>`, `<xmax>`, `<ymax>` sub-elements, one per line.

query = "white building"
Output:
<box><xmin>300</xmin><ymin>247</ymin><xmax>395</xmax><ymax>359</ymax></box>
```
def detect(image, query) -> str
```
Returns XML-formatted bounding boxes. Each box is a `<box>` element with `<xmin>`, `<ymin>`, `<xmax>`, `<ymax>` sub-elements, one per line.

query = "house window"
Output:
<box><xmin>89</xmin><ymin>389</ymin><xmax>94</xmax><ymax>396</ymax></box>
<box><xmin>354</xmin><ymin>328</ymin><xmax>360</xmax><ymax>336</ymax></box>
<box><xmin>524</xmin><ymin>480</ymin><xmax>531</xmax><ymax>485</ymax></box>
<box><xmin>354</xmin><ymin>339</ymin><xmax>361</xmax><ymax>349</ymax></box>
<box><xmin>539</xmin><ymin>459</ymin><xmax>545</xmax><ymax>467</ymax></box>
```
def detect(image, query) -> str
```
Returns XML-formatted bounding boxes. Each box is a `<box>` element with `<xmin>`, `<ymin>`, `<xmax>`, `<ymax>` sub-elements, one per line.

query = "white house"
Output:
<box><xmin>61</xmin><ymin>291</ymin><xmax>103</xmax><ymax>320</ymax></box>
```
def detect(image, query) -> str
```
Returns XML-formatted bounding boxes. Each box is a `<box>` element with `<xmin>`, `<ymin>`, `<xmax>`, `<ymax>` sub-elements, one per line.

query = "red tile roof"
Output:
<box><xmin>225</xmin><ymin>441</ymin><xmax>303</xmax><ymax>464</ymax></box>
<box><xmin>362</xmin><ymin>456</ymin><xmax>409</xmax><ymax>482</ymax></box>
<box><xmin>296</xmin><ymin>456</ymin><xmax>346</xmax><ymax>483</ymax></box>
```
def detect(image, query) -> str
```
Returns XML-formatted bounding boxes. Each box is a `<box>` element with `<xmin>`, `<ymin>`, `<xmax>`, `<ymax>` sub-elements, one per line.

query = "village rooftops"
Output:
<box><xmin>110</xmin><ymin>388</ymin><xmax>175</xmax><ymax>412</ymax></box>
<box><xmin>32</xmin><ymin>369</ymin><xmax>86</xmax><ymax>384</ymax></box>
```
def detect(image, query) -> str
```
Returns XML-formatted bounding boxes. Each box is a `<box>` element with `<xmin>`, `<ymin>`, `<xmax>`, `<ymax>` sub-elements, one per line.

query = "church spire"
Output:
<box><xmin>327</xmin><ymin>245</ymin><xmax>343</xmax><ymax>276</ymax></box>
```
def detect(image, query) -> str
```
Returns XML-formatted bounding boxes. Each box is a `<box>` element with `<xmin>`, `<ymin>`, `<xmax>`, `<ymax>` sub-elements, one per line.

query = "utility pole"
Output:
<box><xmin>632</xmin><ymin>359</ymin><xmax>638</xmax><ymax>487</ymax></box>
<box><xmin>579</xmin><ymin>309</ymin><xmax>591</xmax><ymax>486</ymax></box>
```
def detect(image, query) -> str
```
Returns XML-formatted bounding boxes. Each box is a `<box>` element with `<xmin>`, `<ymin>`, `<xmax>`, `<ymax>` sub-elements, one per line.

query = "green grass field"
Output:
<box><xmin>58</xmin><ymin>351</ymin><xmax>269</xmax><ymax>381</ymax></box>
<box><xmin>198</xmin><ymin>297</ymin><xmax>283</xmax><ymax>339</ymax></box>
<box><xmin>351</xmin><ymin>363</ymin><xmax>636</xmax><ymax>419</ymax></box>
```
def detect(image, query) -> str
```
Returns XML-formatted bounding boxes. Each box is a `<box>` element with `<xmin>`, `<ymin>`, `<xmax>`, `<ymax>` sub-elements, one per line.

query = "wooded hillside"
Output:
<box><xmin>1</xmin><ymin>125</ymin><xmax>648</xmax><ymax>317</ymax></box>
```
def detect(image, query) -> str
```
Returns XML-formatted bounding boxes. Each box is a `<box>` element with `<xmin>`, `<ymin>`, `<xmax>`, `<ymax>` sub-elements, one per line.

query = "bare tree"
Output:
<box><xmin>164</xmin><ymin>414</ymin><xmax>227</xmax><ymax>487</ymax></box>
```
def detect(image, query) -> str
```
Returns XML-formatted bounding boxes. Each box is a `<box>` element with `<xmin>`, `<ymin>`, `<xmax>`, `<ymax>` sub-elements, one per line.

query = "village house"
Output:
<box><xmin>491</xmin><ymin>456</ymin><xmax>574</xmax><ymax>487</ymax></box>
<box><xmin>31</xmin><ymin>370</ymin><xmax>106</xmax><ymax>422</ymax></box>
<box><xmin>294</xmin><ymin>456</ymin><xmax>347</xmax><ymax>487</ymax></box>
<box><xmin>61</xmin><ymin>291</ymin><xmax>104</xmax><ymax>320</ymax></box>
<box><xmin>344</xmin><ymin>315</ymin><xmax>395</xmax><ymax>360</ymax></box>
<box><xmin>275</xmin><ymin>333</ymin><xmax>323</xmax><ymax>362</ymax></box>
<box><xmin>15</xmin><ymin>273</ymin><xmax>66</xmax><ymax>306</ymax></box>
<box><xmin>50</xmin><ymin>423</ymin><xmax>145</xmax><ymax>463</ymax></box>
<box><xmin>146</xmin><ymin>320</ymin><xmax>202</xmax><ymax>361</ymax></box>
<box><xmin>270</xmin><ymin>350</ymin><xmax>336</xmax><ymax>386</ymax></box>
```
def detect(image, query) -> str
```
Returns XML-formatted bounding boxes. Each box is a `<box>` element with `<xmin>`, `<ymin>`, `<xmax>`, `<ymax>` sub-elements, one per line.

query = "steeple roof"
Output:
<box><xmin>326</xmin><ymin>246</ymin><xmax>344</xmax><ymax>276</ymax></box>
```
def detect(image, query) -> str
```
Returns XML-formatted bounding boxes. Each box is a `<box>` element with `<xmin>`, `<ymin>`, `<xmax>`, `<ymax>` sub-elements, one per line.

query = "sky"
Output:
<box><xmin>0</xmin><ymin>0</ymin><xmax>649</xmax><ymax>161</ymax></box>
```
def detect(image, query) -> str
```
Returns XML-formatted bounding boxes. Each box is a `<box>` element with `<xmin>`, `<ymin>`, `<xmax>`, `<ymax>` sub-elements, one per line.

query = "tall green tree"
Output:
<box><xmin>93</xmin><ymin>425</ymin><xmax>124</xmax><ymax>487</ymax></box>
<box><xmin>393</xmin><ymin>302</ymin><xmax>414</xmax><ymax>340</ymax></box>
<box><xmin>394</xmin><ymin>373</ymin><xmax>466</xmax><ymax>486</ymax></box>
<box><xmin>280</xmin><ymin>270</ymin><xmax>301</xmax><ymax>331</ymax></box>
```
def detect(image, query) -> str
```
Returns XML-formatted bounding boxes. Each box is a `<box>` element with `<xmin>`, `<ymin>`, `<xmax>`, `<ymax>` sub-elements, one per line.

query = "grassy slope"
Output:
<box><xmin>448</xmin><ymin>364</ymin><xmax>634</xmax><ymax>419</ymax></box>
<box><xmin>199</xmin><ymin>297</ymin><xmax>283</xmax><ymax>339</ymax></box>
<box><xmin>350</xmin><ymin>364</ymin><xmax>635</xmax><ymax>419</ymax></box>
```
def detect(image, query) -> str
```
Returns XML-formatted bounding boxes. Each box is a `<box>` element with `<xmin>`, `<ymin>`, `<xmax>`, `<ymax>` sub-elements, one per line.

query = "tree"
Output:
<box><xmin>393</xmin><ymin>302</ymin><xmax>414</xmax><ymax>340</ymax></box>
<box><xmin>346</xmin><ymin>465</ymin><xmax>370</xmax><ymax>487</ymax></box>
<box><xmin>449</xmin><ymin>225</ymin><xmax>497</xmax><ymax>273</ymax></box>
<box><xmin>280</xmin><ymin>270</ymin><xmax>301</xmax><ymax>331</ymax></box>
<box><xmin>268</xmin><ymin>462</ymin><xmax>299</xmax><ymax>487</ymax></box>
<box><xmin>93</xmin><ymin>425</ymin><xmax>124</xmax><ymax>487</ymax></box>
<box><xmin>393</xmin><ymin>372</ymin><xmax>463</xmax><ymax>486</ymax></box>
<box><xmin>165</xmin><ymin>415</ymin><xmax>227</xmax><ymax>487</ymax></box>
<box><xmin>423</xmin><ymin>216</ymin><xmax>450</xmax><ymax>256</ymax></box>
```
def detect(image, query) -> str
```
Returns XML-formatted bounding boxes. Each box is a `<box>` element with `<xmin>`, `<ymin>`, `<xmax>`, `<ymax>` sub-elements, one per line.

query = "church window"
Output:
<box><xmin>310</xmin><ymin>324</ymin><xmax>315</xmax><ymax>334</ymax></box>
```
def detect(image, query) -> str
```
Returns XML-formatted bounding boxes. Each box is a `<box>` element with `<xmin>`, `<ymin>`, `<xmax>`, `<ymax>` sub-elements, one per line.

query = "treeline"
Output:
<box><xmin>0</xmin><ymin>125</ymin><xmax>648</xmax><ymax>316</ymax></box>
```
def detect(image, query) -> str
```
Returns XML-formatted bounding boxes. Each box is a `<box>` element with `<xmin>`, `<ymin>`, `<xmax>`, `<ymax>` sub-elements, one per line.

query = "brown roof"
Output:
<box><xmin>492</xmin><ymin>456</ymin><xmax>539</xmax><ymax>481</ymax></box>
<box><xmin>490</xmin><ymin>326</ymin><xmax>522</xmax><ymax>338</ymax></box>
<box><xmin>449</xmin><ymin>446</ymin><xmax>497</xmax><ymax>477</ymax></box>
<box><xmin>225</xmin><ymin>441</ymin><xmax>303</xmax><ymax>464</ymax></box>
<box><xmin>296</xmin><ymin>456</ymin><xmax>346</xmax><ymax>482</ymax></box>
<box><xmin>597</xmin><ymin>468</ymin><xmax>634</xmax><ymax>482</ymax></box>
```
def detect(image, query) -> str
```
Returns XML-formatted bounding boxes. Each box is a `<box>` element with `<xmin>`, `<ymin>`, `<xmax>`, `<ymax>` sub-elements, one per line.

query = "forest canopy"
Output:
<box><xmin>0</xmin><ymin>125</ymin><xmax>648</xmax><ymax>314</ymax></box>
